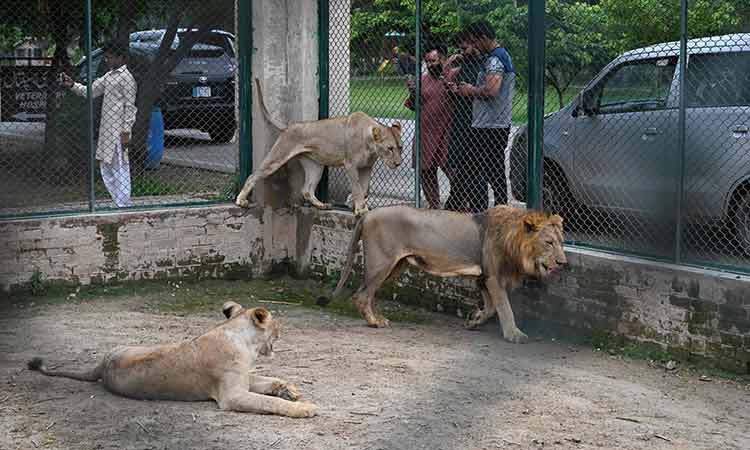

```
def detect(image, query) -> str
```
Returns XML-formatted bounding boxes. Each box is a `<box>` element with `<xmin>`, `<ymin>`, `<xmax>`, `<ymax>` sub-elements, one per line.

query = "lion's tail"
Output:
<box><xmin>254</xmin><ymin>77</ymin><xmax>288</xmax><ymax>131</ymax></box>
<box><xmin>27</xmin><ymin>357</ymin><xmax>103</xmax><ymax>383</ymax></box>
<box><xmin>316</xmin><ymin>216</ymin><xmax>365</xmax><ymax>306</ymax></box>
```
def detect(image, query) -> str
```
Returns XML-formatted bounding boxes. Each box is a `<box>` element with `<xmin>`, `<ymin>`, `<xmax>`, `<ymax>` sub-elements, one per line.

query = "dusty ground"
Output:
<box><xmin>1</xmin><ymin>278</ymin><xmax>749</xmax><ymax>450</ymax></box>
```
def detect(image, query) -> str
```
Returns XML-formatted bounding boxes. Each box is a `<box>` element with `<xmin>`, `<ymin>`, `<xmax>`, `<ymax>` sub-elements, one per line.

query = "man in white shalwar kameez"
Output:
<box><xmin>63</xmin><ymin>42</ymin><xmax>138</xmax><ymax>207</ymax></box>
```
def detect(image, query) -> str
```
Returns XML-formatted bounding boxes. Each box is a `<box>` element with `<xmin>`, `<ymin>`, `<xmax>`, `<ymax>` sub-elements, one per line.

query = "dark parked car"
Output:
<box><xmin>76</xmin><ymin>29</ymin><xmax>237</xmax><ymax>143</ymax></box>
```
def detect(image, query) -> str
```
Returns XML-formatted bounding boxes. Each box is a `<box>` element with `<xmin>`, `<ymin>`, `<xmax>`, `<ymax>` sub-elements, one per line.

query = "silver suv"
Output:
<box><xmin>511</xmin><ymin>33</ymin><xmax>750</xmax><ymax>252</ymax></box>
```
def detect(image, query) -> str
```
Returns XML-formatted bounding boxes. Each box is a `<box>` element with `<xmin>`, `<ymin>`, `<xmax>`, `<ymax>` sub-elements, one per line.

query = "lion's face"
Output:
<box><xmin>223</xmin><ymin>303</ymin><xmax>281</xmax><ymax>358</ymax></box>
<box><xmin>371</xmin><ymin>122</ymin><xmax>403</xmax><ymax>169</ymax></box>
<box><xmin>522</xmin><ymin>213</ymin><xmax>567</xmax><ymax>278</ymax></box>
<box><xmin>247</xmin><ymin>307</ymin><xmax>280</xmax><ymax>357</ymax></box>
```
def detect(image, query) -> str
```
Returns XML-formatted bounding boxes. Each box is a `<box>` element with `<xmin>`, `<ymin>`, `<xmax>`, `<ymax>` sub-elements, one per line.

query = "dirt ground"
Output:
<box><xmin>1</xmin><ymin>278</ymin><xmax>749</xmax><ymax>450</ymax></box>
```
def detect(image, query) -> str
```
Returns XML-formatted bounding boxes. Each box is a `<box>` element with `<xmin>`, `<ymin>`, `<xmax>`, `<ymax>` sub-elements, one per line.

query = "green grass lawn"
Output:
<box><xmin>349</xmin><ymin>76</ymin><xmax>579</xmax><ymax>124</ymax></box>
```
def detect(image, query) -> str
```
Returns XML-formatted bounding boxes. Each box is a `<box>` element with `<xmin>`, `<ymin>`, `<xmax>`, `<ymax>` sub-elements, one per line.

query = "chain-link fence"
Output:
<box><xmin>325</xmin><ymin>0</ymin><xmax>530</xmax><ymax>211</ymax></box>
<box><xmin>1</xmin><ymin>0</ymin><xmax>241</xmax><ymax>218</ymax></box>
<box><xmin>321</xmin><ymin>0</ymin><xmax>750</xmax><ymax>274</ymax></box>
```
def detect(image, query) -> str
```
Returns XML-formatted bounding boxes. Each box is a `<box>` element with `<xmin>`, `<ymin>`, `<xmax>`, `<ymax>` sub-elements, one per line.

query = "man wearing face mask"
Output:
<box><xmin>61</xmin><ymin>41</ymin><xmax>138</xmax><ymax>208</ymax></box>
<box><xmin>404</xmin><ymin>44</ymin><xmax>457</xmax><ymax>209</ymax></box>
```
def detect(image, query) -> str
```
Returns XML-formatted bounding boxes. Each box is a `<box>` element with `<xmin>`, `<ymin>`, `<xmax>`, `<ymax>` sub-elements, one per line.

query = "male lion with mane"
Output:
<box><xmin>321</xmin><ymin>205</ymin><xmax>566</xmax><ymax>343</ymax></box>
<box><xmin>27</xmin><ymin>302</ymin><xmax>318</xmax><ymax>418</ymax></box>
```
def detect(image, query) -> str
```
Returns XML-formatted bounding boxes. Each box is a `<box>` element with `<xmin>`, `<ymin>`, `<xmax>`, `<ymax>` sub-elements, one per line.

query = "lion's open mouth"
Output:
<box><xmin>540</xmin><ymin>263</ymin><xmax>556</xmax><ymax>275</ymax></box>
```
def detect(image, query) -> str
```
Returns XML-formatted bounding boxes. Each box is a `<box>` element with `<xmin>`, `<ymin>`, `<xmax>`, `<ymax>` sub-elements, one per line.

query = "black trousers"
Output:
<box><xmin>455</xmin><ymin>127</ymin><xmax>510</xmax><ymax>213</ymax></box>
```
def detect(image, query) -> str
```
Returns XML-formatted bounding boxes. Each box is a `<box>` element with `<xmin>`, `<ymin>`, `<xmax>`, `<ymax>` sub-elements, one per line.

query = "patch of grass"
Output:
<box><xmin>587</xmin><ymin>329</ymin><xmax>750</xmax><ymax>384</ymax></box>
<box><xmin>348</xmin><ymin>76</ymin><xmax>580</xmax><ymax>124</ymax></box>
<box><xmin>131</xmin><ymin>174</ymin><xmax>184</xmax><ymax>196</ymax></box>
<box><xmin>3</xmin><ymin>276</ymin><xmax>434</xmax><ymax>325</ymax></box>
<box><xmin>350</xmin><ymin>78</ymin><xmax>414</xmax><ymax>120</ymax></box>
<box><xmin>29</xmin><ymin>270</ymin><xmax>46</xmax><ymax>296</ymax></box>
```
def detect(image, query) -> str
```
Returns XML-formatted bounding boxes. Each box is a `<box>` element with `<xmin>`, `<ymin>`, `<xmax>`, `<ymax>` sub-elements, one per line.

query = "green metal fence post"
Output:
<box><xmin>527</xmin><ymin>0</ymin><xmax>545</xmax><ymax>210</ymax></box>
<box><xmin>414</xmin><ymin>0</ymin><xmax>422</xmax><ymax>208</ymax></box>
<box><xmin>238</xmin><ymin>0</ymin><xmax>253</xmax><ymax>186</ymax></box>
<box><xmin>674</xmin><ymin>0</ymin><xmax>688</xmax><ymax>263</ymax></box>
<box><xmin>85</xmin><ymin>0</ymin><xmax>95</xmax><ymax>212</ymax></box>
<box><xmin>316</xmin><ymin>0</ymin><xmax>330</xmax><ymax>202</ymax></box>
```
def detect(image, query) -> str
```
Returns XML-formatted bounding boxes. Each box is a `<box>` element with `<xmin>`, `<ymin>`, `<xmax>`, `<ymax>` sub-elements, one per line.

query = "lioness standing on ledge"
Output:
<box><xmin>322</xmin><ymin>205</ymin><xmax>566</xmax><ymax>343</ymax></box>
<box><xmin>236</xmin><ymin>79</ymin><xmax>404</xmax><ymax>216</ymax></box>
<box><xmin>28</xmin><ymin>302</ymin><xmax>318</xmax><ymax>418</ymax></box>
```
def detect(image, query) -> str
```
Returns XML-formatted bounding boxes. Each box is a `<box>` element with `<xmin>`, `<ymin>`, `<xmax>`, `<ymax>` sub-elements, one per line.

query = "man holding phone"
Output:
<box><xmin>61</xmin><ymin>41</ymin><xmax>137</xmax><ymax>208</ymax></box>
<box><xmin>446</xmin><ymin>21</ymin><xmax>515</xmax><ymax>212</ymax></box>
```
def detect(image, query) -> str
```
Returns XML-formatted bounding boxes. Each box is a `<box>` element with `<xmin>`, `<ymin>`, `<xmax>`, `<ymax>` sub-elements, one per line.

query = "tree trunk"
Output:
<box><xmin>130</xmin><ymin>12</ymin><xmax>214</xmax><ymax>172</ymax></box>
<box><xmin>43</xmin><ymin>5</ymin><xmax>73</xmax><ymax>182</ymax></box>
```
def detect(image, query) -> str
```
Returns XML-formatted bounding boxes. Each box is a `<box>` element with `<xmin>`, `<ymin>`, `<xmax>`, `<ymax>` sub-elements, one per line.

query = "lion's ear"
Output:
<box><xmin>372</xmin><ymin>127</ymin><xmax>383</xmax><ymax>142</ymax></box>
<box><xmin>251</xmin><ymin>307</ymin><xmax>271</xmax><ymax>328</ymax></box>
<box><xmin>549</xmin><ymin>214</ymin><xmax>564</xmax><ymax>226</ymax></box>
<box><xmin>523</xmin><ymin>216</ymin><xmax>542</xmax><ymax>233</ymax></box>
<box><xmin>222</xmin><ymin>301</ymin><xmax>244</xmax><ymax>319</ymax></box>
<box><xmin>391</xmin><ymin>122</ymin><xmax>402</xmax><ymax>132</ymax></box>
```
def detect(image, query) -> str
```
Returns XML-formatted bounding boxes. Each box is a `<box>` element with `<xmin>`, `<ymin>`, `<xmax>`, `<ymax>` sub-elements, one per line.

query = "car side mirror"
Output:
<box><xmin>573</xmin><ymin>92</ymin><xmax>596</xmax><ymax>117</ymax></box>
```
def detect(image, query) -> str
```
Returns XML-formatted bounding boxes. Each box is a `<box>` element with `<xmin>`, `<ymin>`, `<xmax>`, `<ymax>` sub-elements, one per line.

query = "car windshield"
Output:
<box><xmin>177</xmin><ymin>32</ymin><xmax>234</xmax><ymax>57</ymax></box>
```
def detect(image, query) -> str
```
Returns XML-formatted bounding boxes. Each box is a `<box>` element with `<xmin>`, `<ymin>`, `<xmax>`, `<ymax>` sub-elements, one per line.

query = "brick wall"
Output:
<box><xmin>299</xmin><ymin>209</ymin><xmax>750</xmax><ymax>373</ymax></box>
<box><xmin>3</xmin><ymin>204</ymin><xmax>748</xmax><ymax>372</ymax></box>
<box><xmin>0</xmin><ymin>205</ymin><xmax>290</xmax><ymax>291</ymax></box>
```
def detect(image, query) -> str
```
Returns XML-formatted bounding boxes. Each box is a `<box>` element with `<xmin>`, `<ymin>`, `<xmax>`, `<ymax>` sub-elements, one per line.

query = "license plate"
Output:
<box><xmin>192</xmin><ymin>86</ymin><xmax>211</xmax><ymax>98</ymax></box>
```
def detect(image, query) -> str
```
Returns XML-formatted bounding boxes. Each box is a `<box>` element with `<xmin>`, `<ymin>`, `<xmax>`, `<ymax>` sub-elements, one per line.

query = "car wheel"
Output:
<box><xmin>732</xmin><ymin>190</ymin><xmax>750</xmax><ymax>254</ymax></box>
<box><xmin>209</xmin><ymin>121</ymin><xmax>237</xmax><ymax>143</ymax></box>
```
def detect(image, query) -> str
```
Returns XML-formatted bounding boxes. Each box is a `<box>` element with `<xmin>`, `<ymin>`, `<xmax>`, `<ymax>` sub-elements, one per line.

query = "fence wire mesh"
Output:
<box><xmin>1</xmin><ymin>0</ymin><xmax>239</xmax><ymax>217</ymax></box>
<box><xmin>325</xmin><ymin>1</ymin><xmax>528</xmax><ymax>212</ymax></box>
<box><xmin>323</xmin><ymin>0</ymin><xmax>750</xmax><ymax>273</ymax></box>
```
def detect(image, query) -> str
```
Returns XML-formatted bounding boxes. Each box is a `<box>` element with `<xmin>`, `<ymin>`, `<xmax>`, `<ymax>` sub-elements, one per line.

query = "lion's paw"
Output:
<box><xmin>464</xmin><ymin>319</ymin><xmax>480</xmax><ymax>330</ymax></box>
<box><xmin>464</xmin><ymin>310</ymin><xmax>484</xmax><ymax>330</ymax></box>
<box><xmin>354</xmin><ymin>205</ymin><xmax>369</xmax><ymax>216</ymax></box>
<box><xmin>292</xmin><ymin>402</ymin><xmax>319</xmax><ymax>418</ymax></box>
<box><xmin>277</xmin><ymin>384</ymin><xmax>301</xmax><ymax>402</ymax></box>
<box><xmin>368</xmin><ymin>316</ymin><xmax>390</xmax><ymax>328</ymax></box>
<box><xmin>235</xmin><ymin>197</ymin><xmax>250</xmax><ymax>208</ymax></box>
<box><xmin>503</xmin><ymin>328</ymin><xmax>529</xmax><ymax>344</ymax></box>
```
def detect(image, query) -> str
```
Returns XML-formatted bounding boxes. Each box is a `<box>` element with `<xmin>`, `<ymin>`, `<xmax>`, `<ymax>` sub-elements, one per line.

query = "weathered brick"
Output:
<box><xmin>669</xmin><ymin>295</ymin><xmax>691</xmax><ymax>309</ymax></box>
<box><xmin>719</xmin><ymin>304</ymin><xmax>748</xmax><ymax>321</ymax></box>
<box><xmin>718</xmin><ymin>317</ymin><xmax>750</xmax><ymax>334</ymax></box>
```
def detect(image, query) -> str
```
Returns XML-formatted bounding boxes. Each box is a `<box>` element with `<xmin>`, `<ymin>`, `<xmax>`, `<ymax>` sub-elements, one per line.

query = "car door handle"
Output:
<box><xmin>643</xmin><ymin>127</ymin><xmax>659</xmax><ymax>135</ymax></box>
<box><xmin>732</xmin><ymin>125</ymin><xmax>748</xmax><ymax>134</ymax></box>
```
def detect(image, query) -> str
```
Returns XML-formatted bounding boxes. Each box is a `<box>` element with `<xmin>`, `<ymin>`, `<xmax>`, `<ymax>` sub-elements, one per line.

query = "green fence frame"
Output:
<box><xmin>0</xmin><ymin>1</ymin><xmax>251</xmax><ymax>221</ymax></box>
<box><xmin>316</xmin><ymin>0</ymin><xmax>749</xmax><ymax>276</ymax></box>
<box><xmin>238</xmin><ymin>0</ymin><xmax>253</xmax><ymax>186</ymax></box>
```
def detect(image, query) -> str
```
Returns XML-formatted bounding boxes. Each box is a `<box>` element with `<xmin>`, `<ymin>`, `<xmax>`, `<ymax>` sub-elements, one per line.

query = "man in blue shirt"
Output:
<box><xmin>448</xmin><ymin>21</ymin><xmax>515</xmax><ymax>212</ymax></box>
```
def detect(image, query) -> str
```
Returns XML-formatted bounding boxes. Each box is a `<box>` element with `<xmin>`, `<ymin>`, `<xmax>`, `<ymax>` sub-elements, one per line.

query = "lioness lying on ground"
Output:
<box><xmin>321</xmin><ymin>205</ymin><xmax>566</xmax><ymax>343</ymax></box>
<box><xmin>235</xmin><ymin>78</ymin><xmax>403</xmax><ymax>216</ymax></box>
<box><xmin>27</xmin><ymin>302</ymin><xmax>318</xmax><ymax>418</ymax></box>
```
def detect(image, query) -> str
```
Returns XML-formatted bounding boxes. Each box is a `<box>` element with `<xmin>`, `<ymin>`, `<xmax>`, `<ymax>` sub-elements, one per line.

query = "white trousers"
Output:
<box><xmin>100</xmin><ymin>144</ymin><xmax>132</xmax><ymax>207</ymax></box>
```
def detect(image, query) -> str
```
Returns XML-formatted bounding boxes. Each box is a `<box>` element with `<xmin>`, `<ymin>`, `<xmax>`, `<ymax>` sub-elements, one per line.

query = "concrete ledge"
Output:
<box><xmin>0</xmin><ymin>204</ymin><xmax>268</xmax><ymax>291</ymax></box>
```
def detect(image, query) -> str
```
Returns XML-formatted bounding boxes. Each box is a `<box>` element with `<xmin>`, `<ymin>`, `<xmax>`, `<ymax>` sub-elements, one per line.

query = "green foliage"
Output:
<box><xmin>0</xmin><ymin>24</ymin><xmax>23</xmax><ymax>54</ymax></box>
<box><xmin>29</xmin><ymin>270</ymin><xmax>46</xmax><ymax>296</ymax></box>
<box><xmin>600</xmin><ymin>0</ymin><xmax>740</xmax><ymax>54</ymax></box>
<box><xmin>349</xmin><ymin>0</ymin><xmax>748</xmax><ymax>103</ymax></box>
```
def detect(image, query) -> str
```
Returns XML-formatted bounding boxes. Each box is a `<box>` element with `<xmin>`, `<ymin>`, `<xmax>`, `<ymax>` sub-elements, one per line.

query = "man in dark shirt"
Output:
<box><xmin>448</xmin><ymin>21</ymin><xmax>516</xmax><ymax>212</ymax></box>
<box><xmin>444</xmin><ymin>30</ymin><xmax>483</xmax><ymax>212</ymax></box>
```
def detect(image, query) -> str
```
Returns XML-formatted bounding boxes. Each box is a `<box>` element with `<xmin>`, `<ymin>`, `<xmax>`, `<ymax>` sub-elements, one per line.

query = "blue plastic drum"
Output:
<box><xmin>145</xmin><ymin>107</ymin><xmax>164</xmax><ymax>169</ymax></box>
